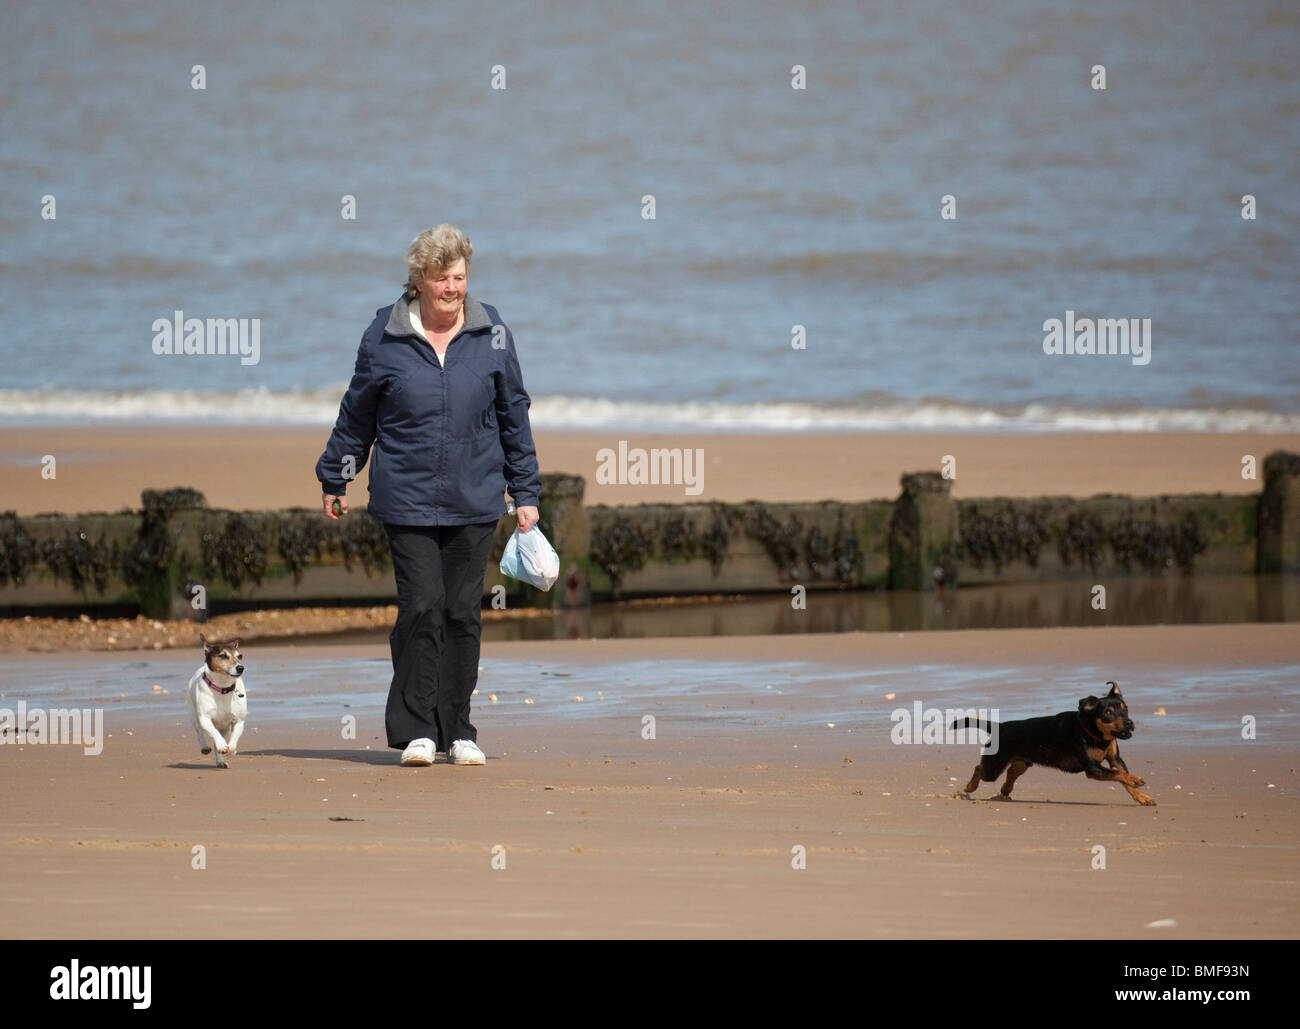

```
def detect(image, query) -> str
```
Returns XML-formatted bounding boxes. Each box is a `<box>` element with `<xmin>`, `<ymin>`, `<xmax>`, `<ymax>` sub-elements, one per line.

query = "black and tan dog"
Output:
<box><xmin>951</xmin><ymin>681</ymin><xmax>1155</xmax><ymax>805</ymax></box>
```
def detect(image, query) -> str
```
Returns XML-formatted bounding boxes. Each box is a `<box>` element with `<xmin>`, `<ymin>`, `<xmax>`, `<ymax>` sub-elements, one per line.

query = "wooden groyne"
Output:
<box><xmin>2</xmin><ymin>452</ymin><xmax>1297</xmax><ymax>618</ymax></box>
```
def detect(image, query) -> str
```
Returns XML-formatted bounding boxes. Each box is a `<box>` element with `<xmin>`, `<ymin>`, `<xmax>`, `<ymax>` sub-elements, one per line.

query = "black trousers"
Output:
<box><xmin>383</xmin><ymin>520</ymin><xmax>498</xmax><ymax>751</ymax></box>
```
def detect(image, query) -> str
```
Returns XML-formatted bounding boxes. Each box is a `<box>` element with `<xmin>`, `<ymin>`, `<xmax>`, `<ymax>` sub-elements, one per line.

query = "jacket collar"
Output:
<box><xmin>383</xmin><ymin>292</ymin><xmax>491</xmax><ymax>339</ymax></box>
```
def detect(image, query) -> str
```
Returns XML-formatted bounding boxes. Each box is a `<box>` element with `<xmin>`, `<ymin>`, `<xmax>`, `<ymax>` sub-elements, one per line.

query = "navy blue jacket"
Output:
<box><xmin>315</xmin><ymin>293</ymin><xmax>541</xmax><ymax>525</ymax></box>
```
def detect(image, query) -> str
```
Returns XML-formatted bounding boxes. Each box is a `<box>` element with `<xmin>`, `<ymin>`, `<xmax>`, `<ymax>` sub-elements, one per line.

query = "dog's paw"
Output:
<box><xmin>1134</xmin><ymin>792</ymin><xmax>1157</xmax><ymax>806</ymax></box>
<box><xmin>200</xmin><ymin>746</ymin><xmax>212</xmax><ymax>755</ymax></box>
<box><xmin>1130</xmin><ymin>776</ymin><xmax>1145</xmax><ymax>787</ymax></box>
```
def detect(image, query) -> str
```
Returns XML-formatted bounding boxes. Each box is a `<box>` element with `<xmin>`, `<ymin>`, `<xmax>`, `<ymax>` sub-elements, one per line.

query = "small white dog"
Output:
<box><xmin>187</xmin><ymin>634</ymin><xmax>248</xmax><ymax>768</ymax></box>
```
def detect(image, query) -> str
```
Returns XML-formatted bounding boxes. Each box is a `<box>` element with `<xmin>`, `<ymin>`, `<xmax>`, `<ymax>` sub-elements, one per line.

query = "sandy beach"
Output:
<box><xmin>5</xmin><ymin>426</ymin><xmax>1298</xmax><ymax>516</ymax></box>
<box><xmin>1</xmin><ymin>624</ymin><xmax>1296</xmax><ymax>939</ymax></box>
<box><xmin>2</xmin><ymin>427</ymin><xmax>1297</xmax><ymax>939</ymax></box>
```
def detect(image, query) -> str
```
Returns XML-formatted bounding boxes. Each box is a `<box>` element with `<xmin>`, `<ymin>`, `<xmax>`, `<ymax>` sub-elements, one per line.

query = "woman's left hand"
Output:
<box><xmin>516</xmin><ymin>505</ymin><xmax>539</xmax><ymax>533</ymax></box>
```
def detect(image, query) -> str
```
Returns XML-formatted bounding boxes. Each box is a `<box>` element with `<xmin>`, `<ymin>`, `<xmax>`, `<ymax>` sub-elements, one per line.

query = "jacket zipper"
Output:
<box><xmin>435</xmin><ymin>327</ymin><xmax>464</xmax><ymax>524</ymax></box>
<box><xmin>418</xmin><ymin>323</ymin><xmax>466</xmax><ymax>525</ymax></box>
<box><xmin>438</xmin><ymin>350</ymin><xmax>447</xmax><ymax>523</ymax></box>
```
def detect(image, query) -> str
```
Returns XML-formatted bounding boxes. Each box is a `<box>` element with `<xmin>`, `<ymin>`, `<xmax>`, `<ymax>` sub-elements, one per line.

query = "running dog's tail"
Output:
<box><xmin>949</xmin><ymin>717</ymin><xmax>997</xmax><ymax>734</ymax></box>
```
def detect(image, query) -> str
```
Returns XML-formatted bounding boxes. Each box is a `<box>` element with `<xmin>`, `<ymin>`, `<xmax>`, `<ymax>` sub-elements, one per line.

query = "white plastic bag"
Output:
<box><xmin>499</xmin><ymin>525</ymin><xmax>560</xmax><ymax>591</ymax></box>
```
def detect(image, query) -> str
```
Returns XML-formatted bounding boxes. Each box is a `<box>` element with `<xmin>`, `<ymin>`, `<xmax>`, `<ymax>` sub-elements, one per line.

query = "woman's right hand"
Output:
<box><xmin>323</xmin><ymin>494</ymin><xmax>347</xmax><ymax>520</ymax></box>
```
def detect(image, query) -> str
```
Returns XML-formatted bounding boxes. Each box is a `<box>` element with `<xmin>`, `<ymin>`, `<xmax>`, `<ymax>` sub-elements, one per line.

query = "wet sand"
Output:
<box><xmin>2</xmin><ymin>624</ymin><xmax>1296</xmax><ymax>939</ymax></box>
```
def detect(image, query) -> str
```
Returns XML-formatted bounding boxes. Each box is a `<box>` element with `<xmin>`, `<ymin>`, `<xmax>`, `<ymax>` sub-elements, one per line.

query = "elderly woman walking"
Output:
<box><xmin>316</xmin><ymin>224</ymin><xmax>541</xmax><ymax>766</ymax></box>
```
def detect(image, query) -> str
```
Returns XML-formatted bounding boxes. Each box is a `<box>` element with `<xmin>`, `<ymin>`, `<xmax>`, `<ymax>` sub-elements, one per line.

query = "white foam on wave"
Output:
<box><xmin>0</xmin><ymin>387</ymin><xmax>1297</xmax><ymax>434</ymax></box>
<box><xmin>0</xmin><ymin>386</ymin><xmax>345</xmax><ymax>425</ymax></box>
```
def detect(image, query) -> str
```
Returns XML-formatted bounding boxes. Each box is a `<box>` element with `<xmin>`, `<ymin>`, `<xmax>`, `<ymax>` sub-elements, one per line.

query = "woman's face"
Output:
<box><xmin>418</xmin><ymin>258</ymin><xmax>467</xmax><ymax>322</ymax></box>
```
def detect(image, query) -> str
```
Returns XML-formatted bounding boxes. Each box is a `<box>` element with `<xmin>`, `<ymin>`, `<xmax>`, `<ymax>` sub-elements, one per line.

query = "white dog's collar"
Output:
<box><xmin>202</xmin><ymin>671</ymin><xmax>237</xmax><ymax>695</ymax></box>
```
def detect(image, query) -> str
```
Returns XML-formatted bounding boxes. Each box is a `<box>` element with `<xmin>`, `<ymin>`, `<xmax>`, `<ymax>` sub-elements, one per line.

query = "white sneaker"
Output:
<box><xmin>448</xmin><ymin>739</ymin><xmax>486</xmax><ymax>765</ymax></box>
<box><xmin>401</xmin><ymin>738</ymin><xmax>435</xmax><ymax>766</ymax></box>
